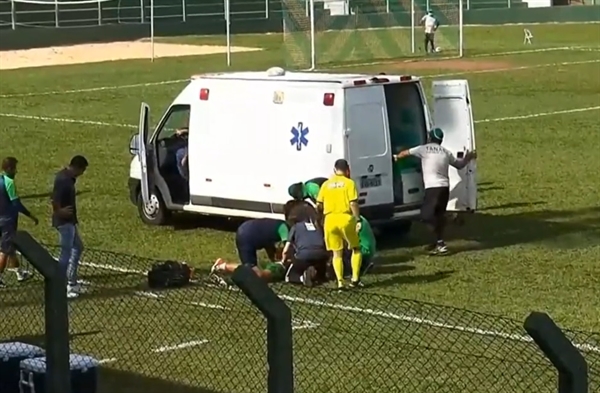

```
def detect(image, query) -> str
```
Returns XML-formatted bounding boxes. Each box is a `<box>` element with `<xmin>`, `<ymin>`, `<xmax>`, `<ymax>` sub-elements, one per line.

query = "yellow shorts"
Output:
<box><xmin>323</xmin><ymin>214</ymin><xmax>360</xmax><ymax>252</ymax></box>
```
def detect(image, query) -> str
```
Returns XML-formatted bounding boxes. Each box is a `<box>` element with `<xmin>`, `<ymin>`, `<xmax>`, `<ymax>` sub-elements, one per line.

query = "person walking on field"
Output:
<box><xmin>316</xmin><ymin>159</ymin><xmax>363</xmax><ymax>289</ymax></box>
<box><xmin>51</xmin><ymin>155</ymin><xmax>88</xmax><ymax>299</ymax></box>
<box><xmin>394</xmin><ymin>128</ymin><xmax>476</xmax><ymax>255</ymax></box>
<box><xmin>420</xmin><ymin>10</ymin><xmax>440</xmax><ymax>54</ymax></box>
<box><xmin>0</xmin><ymin>157</ymin><xmax>38</xmax><ymax>288</ymax></box>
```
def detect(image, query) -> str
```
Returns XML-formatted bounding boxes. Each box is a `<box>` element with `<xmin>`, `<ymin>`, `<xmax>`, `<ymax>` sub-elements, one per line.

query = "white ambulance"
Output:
<box><xmin>128</xmin><ymin>67</ymin><xmax>476</xmax><ymax>235</ymax></box>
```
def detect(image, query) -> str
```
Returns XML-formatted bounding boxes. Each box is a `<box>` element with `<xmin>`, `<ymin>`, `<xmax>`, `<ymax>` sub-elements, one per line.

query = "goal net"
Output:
<box><xmin>282</xmin><ymin>0</ymin><xmax>463</xmax><ymax>70</ymax></box>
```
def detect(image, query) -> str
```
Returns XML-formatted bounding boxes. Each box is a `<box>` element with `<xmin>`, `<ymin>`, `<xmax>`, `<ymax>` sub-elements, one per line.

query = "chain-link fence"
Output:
<box><xmin>1</xmin><ymin>243</ymin><xmax>598</xmax><ymax>393</ymax></box>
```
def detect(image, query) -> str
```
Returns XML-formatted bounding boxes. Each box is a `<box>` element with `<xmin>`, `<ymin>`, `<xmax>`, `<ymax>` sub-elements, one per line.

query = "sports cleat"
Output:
<box><xmin>211</xmin><ymin>258</ymin><xmax>226</xmax><ymax>274</ymax></box>
<box><xmin>429</xmin><ymin>242</ymin><xmax>449</xmax><ymax>256</ymax></box>
<box><xmin>349</xmin><ymin>280</ymin><xmax>364</xmax><ymax>289</ymax></box>
<box><xmin>17</xmin><ymin>271</ymin><xmax>32</xmax><ymax>282</ymax></box>
<box><xmin>66</xmin><ymin>287</ymin><xmax>79</xmax><ymax>299</ymax></box>
<box><xmin>302</xmin><ymin>266</ymin><xmax>316</xmax><ymax>288</ymax></box>
<box><xmin>0</xmin><ymin>280</ymin><xmax>6</xmax><ymax>289</ymax></box>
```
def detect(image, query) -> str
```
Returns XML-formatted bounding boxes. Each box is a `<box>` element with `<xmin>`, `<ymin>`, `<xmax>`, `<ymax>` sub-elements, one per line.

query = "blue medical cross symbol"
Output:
<box><xmin>290</xmin><ymin>122</ymin><xmax>309</xmax><ymax>151</ymax></box>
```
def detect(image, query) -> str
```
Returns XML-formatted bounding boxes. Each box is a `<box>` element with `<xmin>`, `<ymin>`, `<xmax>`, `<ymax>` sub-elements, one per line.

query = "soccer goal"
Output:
<box><xmin>282</xmin><ymin>0</ymin><xmax>464</xmax><ymax>70</ymax></box>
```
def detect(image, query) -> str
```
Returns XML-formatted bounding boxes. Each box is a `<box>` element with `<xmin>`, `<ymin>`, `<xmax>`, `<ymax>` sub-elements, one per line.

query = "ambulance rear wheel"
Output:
<box><xmin>137</xmin><ymin>192</ymin><xmax>170</xmax><ymax>226</ymax></box>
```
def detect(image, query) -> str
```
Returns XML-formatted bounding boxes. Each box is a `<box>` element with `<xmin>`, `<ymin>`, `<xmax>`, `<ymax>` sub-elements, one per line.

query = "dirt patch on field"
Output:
<box><xmin>390</xmin><ymin>58</ymin><xmax>514</xmax><ymax>72</ymax></box>
<box><xmin>0</xmin><ymin>41</ymin><xmax>262</xmax><ymax>70</ymax></box>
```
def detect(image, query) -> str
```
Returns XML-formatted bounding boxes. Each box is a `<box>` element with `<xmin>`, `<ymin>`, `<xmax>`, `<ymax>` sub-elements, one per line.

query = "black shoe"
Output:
<box><xmin>302</xmin><ymin>266</ymin><xmax>316</xmax><ymax>288</ymax></box>
<box><xmin>429</xmin><ymin>242</ymin><xmax>449</xmax><ymax>256</ymax></box>
<box><xmin>349</xmin><ymin>280</ymin><xmax>364</xmax><ymax>289</ymax></box>
<box><xmin>0</xmin><ymin>280</ymin><xmax>6</xmax><ymax>289</ymax></box>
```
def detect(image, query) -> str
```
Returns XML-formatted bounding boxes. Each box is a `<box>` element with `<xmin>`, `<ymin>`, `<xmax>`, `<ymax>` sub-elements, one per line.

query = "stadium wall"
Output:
<box><xmin>0</xmin><ymin>5</ymin><xmax>599</xmax><ymax>50</ymax></box>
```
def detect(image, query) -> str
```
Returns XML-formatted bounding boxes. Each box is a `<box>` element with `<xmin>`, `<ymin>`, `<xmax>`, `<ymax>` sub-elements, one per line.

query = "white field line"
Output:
<box><xmin>425</xmin><ymin>58</ymin><xmax>600</xmax><ymax>79</ymax></box>
<box><xmin>475</xmin><ymin>106</ymin><xmax>600</xmax><ymax>124</ymax></box>
<box><xmin>330</xmin><ymin>46</ymin><xmax>599</xmax><ymax>69</ymax></box>
<box><xmin>98</xmin><ymin>358</ymin><xmax>118</xmax><ymax>364</ymax></box>
<box><xmin>0</xmin><ymin>113</ymin><xmax>136</xmax><ymax>128</ymax></box>
<box><xmin>1</xmin><ymin>55</ymin><xmax>598</xmax><ymax>99</ymax></box>
<box><xmin>152</xmin><ymin>340</ymin><xmax>210</xmax><ymax>353</ymax></box>
<box><xmin>0</xmin><ymin>79</ymin><xmax>187</xmax><ymax>99</ymax></box>
<box><xmin>292</xmin><ymin>319</ymin><xmax>321</xmax><ymax>331</ymax></box>
<box><xmin>280</xmin><ymin>295</ymin><xmax>600</xmax><ymax>354</ymax></box>
<box><xmin>134</xmin><ymin>290</ymin><xmax>231</xmax><ymax>311</ymax></box>
<box><xmin>74</xmin><ymin>260</ymin><xmax>600</xmax><ymax>354</ymax></box>
<box><xmin>2</xmin><ymin>103</ymin><xmax>598</xmax><ymax>131</ymax></box>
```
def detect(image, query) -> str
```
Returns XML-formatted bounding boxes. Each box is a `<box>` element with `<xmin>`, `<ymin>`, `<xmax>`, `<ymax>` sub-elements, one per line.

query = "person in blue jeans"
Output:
<box><xmin>51</xmin><ymin>155</ymin><xmax>88</xmax><ymax>299</ymax></box>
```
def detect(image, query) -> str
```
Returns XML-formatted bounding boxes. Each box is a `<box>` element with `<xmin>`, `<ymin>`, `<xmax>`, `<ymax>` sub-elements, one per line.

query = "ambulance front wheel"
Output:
<box><xmin>137</xmin><ymin>192</ymin><xmax>170</xmax><ymax>226</ymax></box>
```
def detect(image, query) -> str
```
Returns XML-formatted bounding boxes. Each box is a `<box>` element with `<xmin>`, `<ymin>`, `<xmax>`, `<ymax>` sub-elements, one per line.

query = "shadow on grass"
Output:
<box><xmin>20</xmin><ymin>190</ymin><xmax>89</xmax><ymax>200</ymax></box>
<box><xmin>448</xmin><ymin>205</ymin><xmax>600</xmax><ymax>254</ymax></box>
<box><xmin>384</xmin><ymin>205</ymin><xmax>600</xmax><ymax>254</ymax></box>
<box><xmin>170</xmin><ymin>213</ymin><xmax>244</xmax><ymax>232</ymax></box>
<box><xmin>99</xmin><ymin>367</ymin><xmax>222</xmax><ymax>393</ymax></box>
<box><xmin>3</xmin><ymin>331</ymin><xmax>102</xmax><ymax>349</ymax></box>
<box><xmin>367</xmin><ymin>270</ymin><xmax>455</xmax><ymax>289</ymax></box>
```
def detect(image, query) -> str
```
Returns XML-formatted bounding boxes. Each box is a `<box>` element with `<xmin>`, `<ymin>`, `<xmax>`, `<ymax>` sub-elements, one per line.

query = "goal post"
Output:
<box><xmin>282</xmin><ymin>0</ymin><xmax>464</xmax><ymax>70</ymax></box>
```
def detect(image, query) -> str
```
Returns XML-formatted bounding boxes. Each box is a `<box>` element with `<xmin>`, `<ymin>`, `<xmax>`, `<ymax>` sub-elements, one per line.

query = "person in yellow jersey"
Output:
<box><xmin>316</xmin><ymin>159</ymin><xmax>363</xmax><ymax>289</ymax></box>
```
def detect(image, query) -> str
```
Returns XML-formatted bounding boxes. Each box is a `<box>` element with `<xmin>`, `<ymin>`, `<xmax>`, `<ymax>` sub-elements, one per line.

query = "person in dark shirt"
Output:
<box><xmin>281</xmin><ymin>215</ymin><xmax>329</xmax><ymax>287</ymax></box>
<box><xmin>0</xmin><ymin>157</ymin><xmax>38</xmax><ymax>287</ymax></box>
<box><xmin>51</xmin><ymin>155</ymin><xmax>88</xmax><ymax>299</ymax></box>
<box><xmin>210</xmin><ymin>218</ymin><xmax>289</xmax><ymax>282</ymax></box>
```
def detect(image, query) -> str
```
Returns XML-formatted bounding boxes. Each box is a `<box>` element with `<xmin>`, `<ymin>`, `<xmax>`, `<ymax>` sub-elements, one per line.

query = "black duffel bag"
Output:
<box><xmin>147</xmin><ymin>260</ymin><xmax>192</xmax><ymax>289</ymax></box>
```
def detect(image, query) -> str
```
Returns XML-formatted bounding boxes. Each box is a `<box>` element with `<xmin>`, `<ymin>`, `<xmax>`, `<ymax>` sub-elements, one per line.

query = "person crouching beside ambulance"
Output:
<box><xmin>281</xmin><ymin>207</ymin><xmax>329</xmax><ymax>287</ymax></box>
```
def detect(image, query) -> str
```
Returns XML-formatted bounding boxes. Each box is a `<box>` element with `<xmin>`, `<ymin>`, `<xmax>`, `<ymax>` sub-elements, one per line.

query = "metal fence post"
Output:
<box><xmin>231</xmin><ymin>265</ymin><xmax>294</xmax><ymax>393</ymax></box>
<box><xmin>14</xmin><ymin>231</ymin><xmax>72</xmax><ymax>393</ymax></box>
<box><xmin>54</xmin><ymin>0</ymin><xmax>59</xmax><ymax>27</ymax></box>
<box><xmin>10</xmin><ymin>0</ymin><xmax>16</xmax><ymax>29</ymax></box>
<box><xmin>524</xmin><ymin>312</ymin><xmax>588</xmax><ymax>393</ymax></box>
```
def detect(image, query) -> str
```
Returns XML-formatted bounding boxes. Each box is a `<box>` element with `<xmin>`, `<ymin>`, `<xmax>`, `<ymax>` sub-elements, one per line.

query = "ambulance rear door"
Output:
<box><xmin>431</xmin><ymin>80</ymin><xmax>477</xmax><ymax>212</ymax></box>
<box><xmin>344</xmin><ymin>84</ymin><xmax>394</xmax><ymax>220</ymax></box>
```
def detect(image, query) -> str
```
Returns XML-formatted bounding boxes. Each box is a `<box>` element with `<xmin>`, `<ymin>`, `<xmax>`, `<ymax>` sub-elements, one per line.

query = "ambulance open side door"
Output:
<box><xmin>431</xmin><ymin>80</ymin><xmax>477</xmax><ymax>212</ymax></box>
<box><xmin>138</xmin><ymin>102</ymin><xmax>152</xmax><ymax>207</ymax></box>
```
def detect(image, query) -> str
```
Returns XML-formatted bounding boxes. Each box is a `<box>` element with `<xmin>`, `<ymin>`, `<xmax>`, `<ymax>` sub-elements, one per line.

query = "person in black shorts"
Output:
<box><xmin>394</xmin><ymin>128</ymin><xmax>476</xmax><ymax>255</ymax></box>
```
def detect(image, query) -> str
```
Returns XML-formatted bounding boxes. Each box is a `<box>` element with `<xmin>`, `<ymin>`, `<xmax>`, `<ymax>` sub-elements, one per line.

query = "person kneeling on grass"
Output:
<box><xmin>342</xmin><ymin>215</ymin><xmax>377</xmax><ymax>279</ymax></box>
<box><xmin>281</xmin><ymin>213</ymin><xmax>329</xmax><ymax>288</ymax></box>
<box><xmin>210</xmin><ymin>217</ymin><xmax>289</xmax><ymax>282</ymax></box>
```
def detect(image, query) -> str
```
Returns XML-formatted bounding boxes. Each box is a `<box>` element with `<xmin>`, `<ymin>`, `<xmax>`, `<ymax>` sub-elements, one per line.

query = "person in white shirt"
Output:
<box><xmin>394</xmin><ymin>128</ymin><xmax>476</xmax><ymax>255</ymax></box>
<box><xmin>420</xmin><ymin>11</ymin><xmax>440</xmax><ymax>54</ymax></box>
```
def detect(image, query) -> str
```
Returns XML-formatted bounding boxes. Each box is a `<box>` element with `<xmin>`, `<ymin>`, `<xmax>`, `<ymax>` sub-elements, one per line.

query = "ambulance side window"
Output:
<box><xmin>156</xmin><ymin>105</ymin><xmax>191</xmax><ymax>142</ymax></box>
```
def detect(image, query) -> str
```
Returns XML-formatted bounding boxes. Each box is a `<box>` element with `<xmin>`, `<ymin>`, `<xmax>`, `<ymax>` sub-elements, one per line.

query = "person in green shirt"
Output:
<box><xmin>0</xmin><ymin>157</ymin><xmax>38</xmax><ymax>287</ymax></box>
<box><xmin>210</xmin><ymin>258</ymin><xmax>289</xmax><ymax>284</ymax></box>
<box><xmin>342</xmin><ymin>215</ymin><xmax>377</xmax><ymax>277</ymax></box>
<box><xmin>287</xmin><ymin>177</ymin><xmax>327</xmax><ymax>204</ymax></box>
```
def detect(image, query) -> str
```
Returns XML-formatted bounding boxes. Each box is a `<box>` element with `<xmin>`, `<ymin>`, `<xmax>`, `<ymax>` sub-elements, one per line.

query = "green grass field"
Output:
<box><xmin>0</xmin><ymin>22</ymin><xmax>599</xmax><ymax>393</ymax></box>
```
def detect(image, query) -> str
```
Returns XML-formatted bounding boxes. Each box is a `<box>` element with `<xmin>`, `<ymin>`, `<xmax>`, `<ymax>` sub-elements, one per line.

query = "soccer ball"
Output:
<box><xmin>435</xmin><ymin>47</ymin><xmax>442</xmax><ymax>53</ymax></box>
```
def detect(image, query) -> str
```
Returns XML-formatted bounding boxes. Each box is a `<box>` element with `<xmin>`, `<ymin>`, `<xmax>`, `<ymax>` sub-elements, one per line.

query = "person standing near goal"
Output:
<box><xmin>421</xmin><ymin>10</ymin><xmax>440</xmax><ymax>54</ymax></box>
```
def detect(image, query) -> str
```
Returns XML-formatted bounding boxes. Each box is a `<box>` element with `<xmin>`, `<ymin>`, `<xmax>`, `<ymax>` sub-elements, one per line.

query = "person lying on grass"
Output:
<box><xmin>210</xmin><ymin>257</ymin><xmax>290</xmax><ymax>284</ymax></box>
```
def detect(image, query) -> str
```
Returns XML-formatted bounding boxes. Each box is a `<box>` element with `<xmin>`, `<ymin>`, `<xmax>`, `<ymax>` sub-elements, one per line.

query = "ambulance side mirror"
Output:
<box><xmin>129</xmin><ymin>134</ymin><xmax>140</xmax><ymax>155</ymax></box>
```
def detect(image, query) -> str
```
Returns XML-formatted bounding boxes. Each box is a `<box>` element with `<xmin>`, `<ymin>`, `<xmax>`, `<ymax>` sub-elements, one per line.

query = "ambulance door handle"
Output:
<box><xmin>344</xmin><ymin>128</ymin><xmax>351</xmax><ymax>136</ymax></box>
